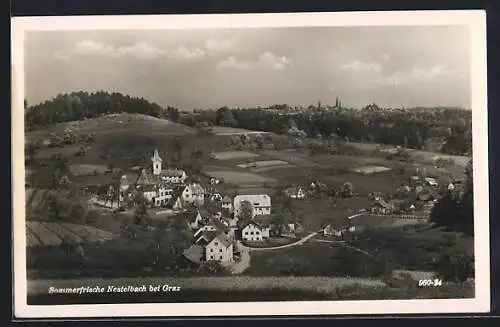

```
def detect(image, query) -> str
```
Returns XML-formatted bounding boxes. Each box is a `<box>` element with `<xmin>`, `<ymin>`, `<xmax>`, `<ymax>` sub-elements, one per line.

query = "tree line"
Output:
<box><xmin>25</xmin><ymin>91</ymin><xmax>179</xmax><ymax>130</ymax></box>
<box><xmin>25</xmin><ymin>91</ymin><xmax>472</xmax><ymax>156</ymax></box>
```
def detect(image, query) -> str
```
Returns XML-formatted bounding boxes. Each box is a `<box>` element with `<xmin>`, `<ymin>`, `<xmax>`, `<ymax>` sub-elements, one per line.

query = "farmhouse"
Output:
<box><xmin>369</xmin><ymin>198</ymin><xmax>395</xmax><ymax>215</ymax></box>
<box><xmin>181</xmin><ymin>183</ymin><xmax>206</xmax><ymax>206</ymax></box>
<box><xmin>234</xmin><ymin>194</ymin><xmax>272</xmax><ymax>219</ymax></box>
<box><xmin>240</xmin><ymin>217</ymin><xmax>271</xmax><ymax>242</ymax></box>
<box><xmin>284</xmin><ymin>186</ymin><xmax>306</xmax><ymax>199</ymax></box>
<box><xmin>323</xmin><ymin>220</ymin><xmax>349</xmax><ymax>237</ymax></box>
<box><xmin>189</xmin><ymin>230</ymin><xmax>234</xmax><ymax>265</ymax></box>
<box><xmin>205</xmin><ymin>233</ymin><xmax>234</xmax><ymax>266</ymax></box>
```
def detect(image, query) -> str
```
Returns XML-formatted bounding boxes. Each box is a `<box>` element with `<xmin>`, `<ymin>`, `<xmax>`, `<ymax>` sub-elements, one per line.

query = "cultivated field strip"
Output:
<box><xmin>27</xmin><ymin>221</ymin><xmax>63</xmax><ymax>246</ymax></box>
<box><xmin>25</xmin><ymin>221</ymin><xmax>116</xmax><ymax>247</ymax></box>
<box><xmin>62</xmin><ymin>223</ymin><xmax>114</xmax><ymax>243</ymax></box>
<box><xmin>25</xmin><ymin>227</ymin><xmax>42</xmax><ymax>247</ymax></box>
<box><xmin>40</xmin><ymin>222</ymin><xmax>83</xmax><ymax>244</ymax></box>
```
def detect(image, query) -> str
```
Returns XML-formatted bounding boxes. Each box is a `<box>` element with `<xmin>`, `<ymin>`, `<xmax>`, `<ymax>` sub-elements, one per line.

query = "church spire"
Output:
<box><xmin>151</xmin><ymin>148</ymin><xmax>162</xmax><ymax>175</ymax></box>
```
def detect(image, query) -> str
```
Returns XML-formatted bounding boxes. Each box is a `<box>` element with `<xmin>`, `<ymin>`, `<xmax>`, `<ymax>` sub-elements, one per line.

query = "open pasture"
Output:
<box><xmin>350</xmin><ymin>165</ymin><xmax>392</xmax><ymax>175</ymax></box>
<box><xmin>323</xmin><ymin>171</ymin><xmax>402</xmax><ymax>195</ymax></box>
<box><xmin>26</xmin><ymin>221</ymin><xmax>115</xmax><ymax>247</ymax></box>
<box><xmin>204</xmin><ymin>170</ymin><xmax>277</xmax><ymax>185</ymax></box>
<box><xmin>237</xmin><ymin>160</ymin><xmax>289</xmax><ymax>169</ymax></box>
<box><xmin>211</xmin><ymin>126</ymin><xmax>271</xmax><ymax>136</ymax></box>
<box><xmin>35</xmin><ymin>146</ymin><xmax>81</xmax><ymax>159</ymax></box>
<box><xmin>68</xmin><ymin>164</ymin><xmax>108</xmax><ymax>176</ymax></box>
<box><xmin>209</xmin><ymin>151</ymin><xmax>259</xmax><ymax>161</ymax></box>
<box><xmin>26</xmin><ymin>113</ymin><xmax>195</xmax><ymax>141</ymax></box>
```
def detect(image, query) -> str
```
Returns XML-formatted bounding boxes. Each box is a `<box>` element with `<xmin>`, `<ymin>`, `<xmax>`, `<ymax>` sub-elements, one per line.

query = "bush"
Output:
<box><xmin>433</xmin><ymin>253</ymin><xmax>474</xmax><ymax>283</ymax></box>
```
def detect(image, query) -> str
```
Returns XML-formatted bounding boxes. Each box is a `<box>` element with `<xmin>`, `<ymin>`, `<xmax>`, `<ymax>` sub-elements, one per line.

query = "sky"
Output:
<box><xmin>24</xmin><ymin>26</ymin><xmax>471</xmax><ymax>109</ymax></box>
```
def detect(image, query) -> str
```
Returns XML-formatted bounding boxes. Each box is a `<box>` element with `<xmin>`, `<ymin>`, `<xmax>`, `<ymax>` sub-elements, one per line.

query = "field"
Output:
<box><xmin>204</xmin><ymin>170</ymin><xmax>277</xmax><ymax>185</ymax></box>
<box><xmin>350</xmin><ymin>165</ymin><xmax>392</xmax><ymax>174</ymax></box>
<box><xmin>210</xmin><ymin>151</ymin><xmax>259</xmax><ymax>160</ymax></box>
<box><xmin>26</xmin><ymin>221</ymin><xmax>115</xmax><ymax>247</ymax></box>
<box><xmin>347</xmin><ymin>142</ymin><xmax>469</xmax><ymax>168</ymax></box>
<box><xmin>211</xmin><ymin>126</ymin><xmax>271</xmax><ymax>136</ymax></box>
<box><xmin>287</xmin><ymin>196</ymin><xmax>374</xmax><ymax>231</ymax></box>
<box><xmin>26</xmin><ymin>113</ymin><xmax>195</xmax><ymax>142</ymax></box>
<box><xmin>68</xmin><ymin>164</ymin><xmax>108</xmax><ymax>176</ymax></box>
<box><xmin>35</xmin><ymin>146</ymin><xmax>81</xmax><ymax>159</ymax></box>
<box><xmin>237</xmin><ymin>160</ymin><xmax>290</xmax><ymax>169</ymax></box>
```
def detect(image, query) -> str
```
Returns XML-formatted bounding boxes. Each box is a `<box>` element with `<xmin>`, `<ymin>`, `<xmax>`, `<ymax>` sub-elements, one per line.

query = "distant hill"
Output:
<box><xmin>25</xmin><ymin>91</ymin><xmax>181</xmax><ymax>131</ymax></box>
<box><xmin>26</xmin><ymin>112</ymin><xmax>195</xmax><ymax>142</ymax></box>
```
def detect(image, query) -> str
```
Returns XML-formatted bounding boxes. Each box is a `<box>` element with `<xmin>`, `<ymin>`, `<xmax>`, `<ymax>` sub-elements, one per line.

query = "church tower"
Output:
<box><xmin>151</xmin><ymin>148</ymin><xmax>162</xmax><ymax>175</ymax></box>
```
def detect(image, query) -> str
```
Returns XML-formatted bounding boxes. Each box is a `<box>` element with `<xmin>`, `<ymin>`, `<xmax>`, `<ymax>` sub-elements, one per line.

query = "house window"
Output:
<box><xmin>256</xmin><ymin>231</ymin><xmax>260</xmax><ymax>235</ymax></box>
<box><xmin>245</xmin><ymin>232</ymin><xmax>248</xmax><ymax>235</ymax></box>
<box><xmin>219</xmin><ymin>256</ymin><xmax>222</xmax><ymax>260</ymax></box>
<box><xmin>219</xmin><ymin>249</ymin><xmax>223</xmax><ymax>252</ymax></box>
<box><xmin>250</xmin><ymin>232</ymin><xmax>254</xmax><ymax>235</ymax></box>
<box><xmin>214</xmin><ymin>242</ymin><xmax>218</xmax><ymax>246</ymax></box>
<box><xmin>210</xmin><ymin>255</ymin><xmax>214</xmax><ymax>259</ymax></box>
<box><xmin>210</xmin><ymin>249</ymin><xmax>213</xmax><ymax>252</ymax></box>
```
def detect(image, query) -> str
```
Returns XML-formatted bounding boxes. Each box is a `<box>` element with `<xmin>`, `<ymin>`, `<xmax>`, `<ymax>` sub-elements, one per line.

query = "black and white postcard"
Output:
<box><xmin>11</xmin><ymin>10</ymin><xmax>490</xmax><ymax>318</ymax></box>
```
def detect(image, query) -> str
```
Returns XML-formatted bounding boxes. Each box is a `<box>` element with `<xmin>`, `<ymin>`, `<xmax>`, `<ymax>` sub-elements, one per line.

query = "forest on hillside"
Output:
<box><xmin>25</xmin><ymin>91</ymin><xmax>472</xmax><ymax>156</ymax></box>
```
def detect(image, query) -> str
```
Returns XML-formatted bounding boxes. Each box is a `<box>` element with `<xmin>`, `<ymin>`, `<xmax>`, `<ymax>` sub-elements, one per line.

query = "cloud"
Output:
<box><xmin>54</xmin><ymin>40</ymin><xmax>205</xmax><ymax>61</ymax></box>
<box><xmin>382</xmin><ymin>54</ymin><xmax>390</xmax><ymax>61</ymax></box>
<box><xmin>205</xmin><ymin>38</ymin><xmax>235</xmax><ymax>53</ymax></box>
<box><xmin>340</xmin><ymin>60</ymin><xmax>382</xmax><ymax>73</ymax></box>
<box><xmin>217</xmin><ymin>52</ymin><xmax>293</xmax><ymax>71</ymax></box>
<box><xmin>373</xmin><ymin>65</ymin><xmax>464</xmax><ymax>86</ymax></box>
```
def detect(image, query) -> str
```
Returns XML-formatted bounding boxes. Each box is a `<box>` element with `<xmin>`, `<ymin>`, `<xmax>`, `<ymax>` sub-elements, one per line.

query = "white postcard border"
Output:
<box><xmin>11</xmin><ymin>10</ymin><xmax>490</xmax><ymax>318</ymax></box>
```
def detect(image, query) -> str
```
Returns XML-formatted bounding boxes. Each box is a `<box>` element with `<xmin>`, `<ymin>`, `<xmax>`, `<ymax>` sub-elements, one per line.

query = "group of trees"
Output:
<box><xmin>26</xmin><ymin>91</ymin><xmax>472</xmax><ymax>156</ymax></box>
<box><xmin>430</xmin><ymin>158</ymin><xmax>474</xmax><ymax>236</ymax></box>
<box><xmin>25</xmin><ymin>91</ymin><xmax>179</xmax><ymax>130</ymax></box>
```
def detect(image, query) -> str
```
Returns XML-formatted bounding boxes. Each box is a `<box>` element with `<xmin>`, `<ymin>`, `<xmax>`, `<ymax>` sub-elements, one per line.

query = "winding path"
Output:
<box><xmin>239</xmin><ymin>231</ymin><xmax>319</xmax><ymax>252</ymax></box>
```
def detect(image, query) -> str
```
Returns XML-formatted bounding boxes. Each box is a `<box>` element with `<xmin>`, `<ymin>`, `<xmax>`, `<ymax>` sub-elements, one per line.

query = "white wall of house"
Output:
<box><xmin>234</xmin><ymin>194</ymin><xmax>272</xmax><ymax>219</ymax></box>
<box><xmin>205</xmin><ymin>239</ymin><xmax>233</xmax><ymax>265</ymax></box>
<box><xmin>153</xmin><ymin>187</ymin><xmax>174</xmax><ymax>207</ymax></box>
<box><xmin>161</xmin><ymin>172</ymin><xmax>187</xmax><ymax>184</ymax></box>
<box><xmin>241</xmin><ymin>223</ymin><xmax>270</xmax><ymax>241</ymax></box>
<box><xmin>182</xmin><ymin>184</ymin><xmax>205</xmax><ymax>206</ymax></box>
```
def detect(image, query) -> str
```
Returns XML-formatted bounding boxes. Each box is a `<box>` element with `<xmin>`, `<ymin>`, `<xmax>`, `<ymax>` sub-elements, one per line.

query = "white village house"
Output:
<box><xmin>181</xmin><ymin>183</ymin><xmax>206</xmax><ymax>206</ymax></box>
<box><xmin>240</xmin><ymin>220</ymin><xmax>271</xmax><ymax>242</ymax></box>
<box><xmin>233</xmin><ymin>194</ymin><xmax>272</xmax><ymax>219</ymax></box>
<box><xmin>284</xmin><ymin>186</ymin><xmax>306</xmax><ymax>199</ymax></box>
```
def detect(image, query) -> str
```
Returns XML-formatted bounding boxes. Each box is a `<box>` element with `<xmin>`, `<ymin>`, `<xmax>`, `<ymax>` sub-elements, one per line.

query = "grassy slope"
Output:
<box><xmin>26</xmin><ymin>275</ymin><xmax>474</xmax><ymax>305</ymax></box>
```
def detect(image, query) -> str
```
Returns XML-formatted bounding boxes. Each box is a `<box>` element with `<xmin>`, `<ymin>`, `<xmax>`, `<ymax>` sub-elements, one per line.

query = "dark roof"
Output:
<box><xmin>196</xmin><ymin>230</ymin><xmax>219</xmax><ymax>244</ymax></box>
<box><xmin>183</xmin><ymin>244</ymin><xmax>204</xmax><ymax>264</ymax></box>
<box><xmin>212</xmin><ymin>234</ymin><xmax>232</xmax><ymax>248</ymax></box>
<box><xmin>253</xmin><ymin>215</ymin><xmax>272</xmax><ymax>228</ymax></box>
<box><xmin>209</xmin><ymin>218</ymin><xmax>230</xmax><ymax>233</ymax></box>
<box><xmin>371</xmin><ymin>198</ymin><xmax>393</xmax><ymax>209</ymax></box>
<box><xmin>139</xmin><ymin>184</ymin><xmax>158</xmax><ymax>192</ymax></box>
<box><xmin>135</xmin><ymin>169</ymin><xmax>160</xmax><ymax>185</ymax></box>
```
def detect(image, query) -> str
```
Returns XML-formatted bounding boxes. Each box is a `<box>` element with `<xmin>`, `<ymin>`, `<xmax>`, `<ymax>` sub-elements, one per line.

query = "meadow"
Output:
<box><xmin>26</xmin><ymin>221</ymin><xmax>115</xmax><ymax>247</ymax></box>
